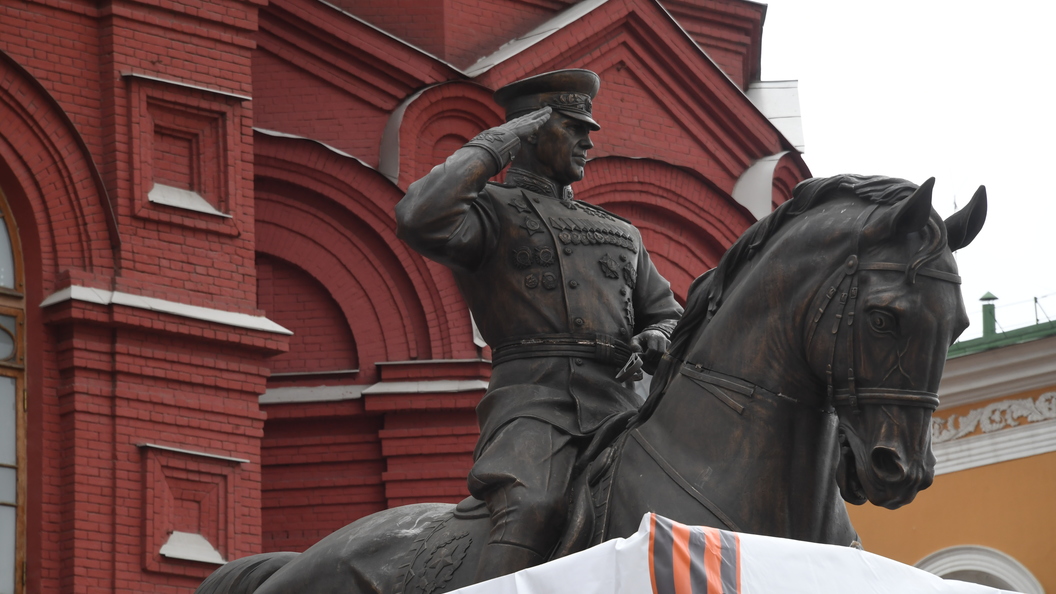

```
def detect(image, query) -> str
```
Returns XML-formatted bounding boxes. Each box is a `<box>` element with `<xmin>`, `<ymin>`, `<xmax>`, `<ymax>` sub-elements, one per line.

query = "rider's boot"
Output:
<box><xmin>473</xmin><ymin>542</ymin><xmax>545</xmax><ymax>583</ymax></box>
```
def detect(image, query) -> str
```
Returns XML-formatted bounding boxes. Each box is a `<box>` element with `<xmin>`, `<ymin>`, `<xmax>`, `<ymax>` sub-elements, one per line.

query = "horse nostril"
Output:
<box><xmin>870</xmin><ymin>447</ymin><xmax>906</xmax><ymax>481</ymax></box>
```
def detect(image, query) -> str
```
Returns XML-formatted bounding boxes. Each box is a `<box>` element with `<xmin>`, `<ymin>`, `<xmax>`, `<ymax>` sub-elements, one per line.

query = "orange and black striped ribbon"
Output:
<box><xmin>648</xmin><ymin>514</ymin><xmax>741</xmax><ymax>594</ymax></box>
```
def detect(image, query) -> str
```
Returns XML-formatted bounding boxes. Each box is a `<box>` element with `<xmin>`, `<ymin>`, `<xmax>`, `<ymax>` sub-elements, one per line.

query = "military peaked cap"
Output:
<box><xmin>494</xmin><ymin>69</ymin><xmax>601</xmax><ymax>131</ymax></box>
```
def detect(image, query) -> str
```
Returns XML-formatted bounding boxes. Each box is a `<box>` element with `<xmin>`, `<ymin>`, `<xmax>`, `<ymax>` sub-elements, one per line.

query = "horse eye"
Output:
<box><xmin>870</xmin><ymin>311</ymin><xmax>896</xmax><ymax>333</ymax></box>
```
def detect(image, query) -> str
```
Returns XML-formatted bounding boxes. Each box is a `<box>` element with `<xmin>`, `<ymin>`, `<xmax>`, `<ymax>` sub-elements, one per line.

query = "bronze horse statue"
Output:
<box><xmin>197</xmin><ymin>174</ymin><xmax>987</xmax><ymax>594</ymax></box>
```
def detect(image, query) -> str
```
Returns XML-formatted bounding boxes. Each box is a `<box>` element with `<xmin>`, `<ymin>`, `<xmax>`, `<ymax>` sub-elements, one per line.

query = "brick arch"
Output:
<box><xmin>255</xmin><ymin>132</ymin><xmax>476</xmax><ymax>375</ymax></box>
<box><xmin>382</xmin><ymin>81</ymin><xmax>505</xmax><ymax>190</ymax></box>
<box><xmin>256</xmin><ymin>253</ymin><xmax>359</xmax><ymax>374</ymax></box>
<box><xmin>0</xmin><ymin>50</ymin><xmax>118</xmax><ymax>283</ymax></box>
<box><xmin>575</xmin><ymin>157</ymin><xmax>756</xmax><ymax>300</ymax></box>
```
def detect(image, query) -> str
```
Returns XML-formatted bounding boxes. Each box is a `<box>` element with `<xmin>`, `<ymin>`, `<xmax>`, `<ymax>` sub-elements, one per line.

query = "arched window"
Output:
<box><xmin>0</xmin><ymin>186</ymin><xmax>25</xmax><ymax>594</ymax></box>
<box><xmin>916</xmin><ymin>545</ymin><xmax>1044</xmax><ymax>594</ymax></box>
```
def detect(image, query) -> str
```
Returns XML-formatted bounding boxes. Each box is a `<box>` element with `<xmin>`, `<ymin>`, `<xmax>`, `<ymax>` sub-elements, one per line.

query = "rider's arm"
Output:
<box><xmin>396</xmin><ymin>143</ymin><xmax>510</xmax><ymax>272</ymax></box>
<box><xmin>396</xmin><ymin>108</ymin><xmax>550</xmax><ymax>272</ymax></box>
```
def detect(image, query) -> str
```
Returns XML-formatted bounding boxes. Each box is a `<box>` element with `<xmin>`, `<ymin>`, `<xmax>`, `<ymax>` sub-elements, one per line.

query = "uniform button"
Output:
<box><xmin>564</xmin><ymin>247</ymin><xmax>574</xmax><ymax>255</ymax></box>
<box><xmin>620</xmin><ymin>288</ymin><xmax>627</xmax><ymax>296</ymax></box>
<box><xmin>573</xmin><ymin>317</ymin><xmax>585</xmax><ymax>327</ymax></box>
<box><xmin>575</xmin><ymin>358</ymin><xmax>584</xmax><ymax>366</ymax></box>
<box><xmin>569</xmin><ymin>280</ymin><xmax>579</xmax><ymax>288</ymax></box>
<box><xmin>619</xmin><ymin>328</ymin><xmax>629</xmax><ymax>337</ymax></box>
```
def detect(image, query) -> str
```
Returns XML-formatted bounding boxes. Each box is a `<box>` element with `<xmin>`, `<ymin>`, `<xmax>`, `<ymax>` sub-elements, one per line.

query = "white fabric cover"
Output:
<box><xmin>450</xmin><ymin>514</ymin><xmax>1016</xmax><ymax>594</ymax></box>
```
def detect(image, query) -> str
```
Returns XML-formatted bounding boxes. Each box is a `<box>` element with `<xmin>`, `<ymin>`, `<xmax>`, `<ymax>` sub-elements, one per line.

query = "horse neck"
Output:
<box><xmin>635</xmin><ymin>214</ymin><xmax>855</xmax><ymax>538</ymax></box>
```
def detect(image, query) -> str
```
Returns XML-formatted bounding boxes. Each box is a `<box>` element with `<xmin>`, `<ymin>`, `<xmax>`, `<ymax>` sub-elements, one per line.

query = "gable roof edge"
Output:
<box><xmin>314</xmin><ymin>0</ymin><xmax>469</xmax><ymax>77</ymax></box>
<box><xmin>464</xmin><ymin>0</ymin><xmax>611</xmax><ymax>77</ymax></box>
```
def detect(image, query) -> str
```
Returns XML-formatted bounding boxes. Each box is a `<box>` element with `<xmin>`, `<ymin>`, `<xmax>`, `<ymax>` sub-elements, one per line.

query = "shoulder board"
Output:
<box><xmin>486</xmin><ymin>181</ymin><xmax>518</xmax><ymax>189</ymax></box>
<box><xmin>575</xmin><ymin>200</ymin><xmax>633</xmax><ymax>225</ymax></box>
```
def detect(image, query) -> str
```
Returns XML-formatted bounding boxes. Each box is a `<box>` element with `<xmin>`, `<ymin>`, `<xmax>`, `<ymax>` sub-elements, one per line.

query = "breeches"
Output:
<box><xmin>467</xmin><ymin>418</ymin><xmax>580</xmax><ymax>555</ymax></box>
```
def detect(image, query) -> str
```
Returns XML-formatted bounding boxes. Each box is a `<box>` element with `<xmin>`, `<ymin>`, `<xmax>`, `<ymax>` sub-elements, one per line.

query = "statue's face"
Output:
<box><xmin>531</xmin><ymin>111</ymin><xmax>594</xmax><ymax>186</ymax></box>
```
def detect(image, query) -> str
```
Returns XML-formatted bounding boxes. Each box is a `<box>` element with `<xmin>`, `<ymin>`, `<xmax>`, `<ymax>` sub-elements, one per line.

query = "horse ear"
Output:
<box><xmin>945</xmin><ymin>185</ymin><xmax>987</xmax><ymax>251</ymax></box>
<box><xmin>863</xmin><ymin>177</ymin><xmax>935</xmax><ymax>244</ymax></box>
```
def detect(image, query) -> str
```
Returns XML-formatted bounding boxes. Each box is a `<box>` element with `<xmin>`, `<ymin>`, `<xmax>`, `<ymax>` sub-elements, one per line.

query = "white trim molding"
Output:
<box><xmin>260</xmin><ymin>384</ymin><xmax>367</xmax><ymax>404</ymax></box>
<box><xmin>362</xmin><ymin>380</ymin><xmax>488</xmax><ymax>395</ymax></box>
<box><xmin>916</xmin><ymin>545</ymin><xmax>1044</xmax><ymax>594</ymax></box>
<box><xmin>136</xmin><ymin>443</ymin><xmax>249</xmax><ymax>464</ymax></box>
<box><xmin>40</xmin><ymin>285</ymin><xmax>292</xmax><ymax>335</ymax></box>
<box><xmin>939</xmin><ymin>334</ymin><xmax>1056</xmax><ymax>409</ymax></box>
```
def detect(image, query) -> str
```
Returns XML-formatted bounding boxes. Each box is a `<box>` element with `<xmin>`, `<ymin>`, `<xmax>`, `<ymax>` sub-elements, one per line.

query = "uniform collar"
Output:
<box><xmin>507</xmin><ymin>167</ymin><xmax>575</xmax><ymax>205</ymax></box>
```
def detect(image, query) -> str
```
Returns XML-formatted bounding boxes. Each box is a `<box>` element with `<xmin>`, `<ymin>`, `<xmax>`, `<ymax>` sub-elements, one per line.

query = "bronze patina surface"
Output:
<box><xmin>196</xmin><ymin>173</ymin><xmax>987</xmax><ymax>594</ymax></box>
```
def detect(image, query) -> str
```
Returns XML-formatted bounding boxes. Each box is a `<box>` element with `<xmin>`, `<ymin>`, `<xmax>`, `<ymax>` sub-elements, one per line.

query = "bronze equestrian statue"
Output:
<box><xmin>195</xmin><ymin>78</ymin><xmax>988</xmax><ymax>594</ymax></box>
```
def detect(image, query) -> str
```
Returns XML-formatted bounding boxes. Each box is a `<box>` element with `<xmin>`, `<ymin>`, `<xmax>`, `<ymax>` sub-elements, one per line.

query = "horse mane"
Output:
<box><xmin>638</xmin><ymin>174</ymin><xmax>948</xmax><ymax>418</ymax></box>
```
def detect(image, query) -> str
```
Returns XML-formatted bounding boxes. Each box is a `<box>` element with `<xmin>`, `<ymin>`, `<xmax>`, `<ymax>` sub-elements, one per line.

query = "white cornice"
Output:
<box><xmin>260</xmin><ymin>384</ymin><xmax>367</xmax><ymax>404</ymax></box>
<box><xmin>361</xmin><ymin>380</ymin><xmax>488</xmax><ymax>395</ymax></box>
<box><xmin>938</xmin><ymin>334</ymin><xmax>1056</xmax><ymax>409</ymax></box>
<box><xmin>933</xmin><ymin>418</ymin><xmax>1056</xmax><ymax>476</ymax></box>
<box><xmin>40</xmin><ymin>285</ymin><xmax>292</xmax><ymax>335</ymax></box>
<box><xmin>260</xmin><ymin>380</ymin><xmax>488</xmax><ymax>404</ymax></box>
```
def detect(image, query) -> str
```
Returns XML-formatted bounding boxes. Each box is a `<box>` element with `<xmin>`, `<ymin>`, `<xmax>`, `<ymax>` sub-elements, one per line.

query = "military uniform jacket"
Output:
<box><xmin>397</xmin><ymin>150</ymin><xmax>682</xmax><ymax>452</ymax></box>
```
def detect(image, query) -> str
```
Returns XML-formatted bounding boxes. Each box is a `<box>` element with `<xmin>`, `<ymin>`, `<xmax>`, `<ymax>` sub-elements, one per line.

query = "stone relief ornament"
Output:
<box><xmin>931</xmin><ymin>391</ymin><xmax>1056</xmax><ymax>444</ymax></box>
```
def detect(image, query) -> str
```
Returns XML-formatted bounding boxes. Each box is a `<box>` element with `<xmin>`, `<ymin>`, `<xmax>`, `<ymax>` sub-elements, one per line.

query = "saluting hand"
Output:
<box><xmin>496</xmin><ymin>106</ymin><xmax>552</xmax><ymax>142</ymax></box>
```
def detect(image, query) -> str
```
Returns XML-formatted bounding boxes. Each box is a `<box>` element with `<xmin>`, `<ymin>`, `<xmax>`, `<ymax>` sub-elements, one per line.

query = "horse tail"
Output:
<box><xmin>195</xmin><ymin>552</ymin><xmax>300</xmax><ymax>594</ymax></box>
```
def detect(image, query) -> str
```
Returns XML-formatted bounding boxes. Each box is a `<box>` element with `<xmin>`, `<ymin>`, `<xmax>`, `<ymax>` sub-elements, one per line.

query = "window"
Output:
<box><xmin>0</xmin><ymin>186</ymin><xmax>24</xmax><ymax>594</ymax></box>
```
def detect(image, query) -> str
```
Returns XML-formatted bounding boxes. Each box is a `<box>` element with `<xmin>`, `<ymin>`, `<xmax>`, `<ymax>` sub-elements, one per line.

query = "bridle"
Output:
<box><xmin>803</xmin><ymin>203</ymin><xmax>959</xmax><ymax>412</ymax></box>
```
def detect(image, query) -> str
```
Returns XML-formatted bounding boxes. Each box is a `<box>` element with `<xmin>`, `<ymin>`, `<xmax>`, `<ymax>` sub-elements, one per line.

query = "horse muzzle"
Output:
<box><xmin>837</xmin><ymin>422</ymin><xmax>936</xmax><ymax>510</ymax></box>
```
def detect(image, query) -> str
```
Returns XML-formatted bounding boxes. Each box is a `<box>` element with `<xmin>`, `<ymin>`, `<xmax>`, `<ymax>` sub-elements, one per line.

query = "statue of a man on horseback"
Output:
<box><xmin>194</xmin><ymin>69</ymin><xmax>990</xmax><ymax>594</ymax></box>
<box><xmin>394</xmin><ymin>69</ymin><xmax>683</xmax><ymax>582</ymax></box>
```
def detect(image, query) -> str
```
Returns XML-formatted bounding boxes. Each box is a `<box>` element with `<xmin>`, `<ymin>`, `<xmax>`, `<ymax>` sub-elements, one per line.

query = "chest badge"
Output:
<box><xmin>507</xmin><ymin>197</ymin><xmax>532</xmax><ymax>214</ymax></box>
<box><xmin>599</xmin><ymin>254</ymin><xmax>621</xmax><ymax>279</ymax></box>
<box><xmin>520</xmin><ymin>216</ymin><xmax>543</xmax><ymax>236</ymax></box>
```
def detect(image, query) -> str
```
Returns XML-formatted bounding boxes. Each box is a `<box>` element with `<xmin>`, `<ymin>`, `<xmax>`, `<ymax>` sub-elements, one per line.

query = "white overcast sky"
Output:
<box><xmin>758</xmin><ymin>0</ymin><xmax>1056</xmax><ymax>339</ymax></box>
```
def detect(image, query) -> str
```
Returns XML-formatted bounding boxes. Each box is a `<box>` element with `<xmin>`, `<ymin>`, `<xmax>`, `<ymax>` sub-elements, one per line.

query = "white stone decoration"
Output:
<box><xmin>932</xmin><ymin>392</ymin><xmax>1056</xmax><ymax>444</ymax></box>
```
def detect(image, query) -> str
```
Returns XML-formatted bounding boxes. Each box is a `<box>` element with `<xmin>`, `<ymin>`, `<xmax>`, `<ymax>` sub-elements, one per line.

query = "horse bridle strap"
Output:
<box><xmin>858</xmin><ymin>262</ymin><xmax>961</xmax><ymax>284</ymax></box>
<box><xmin>805</xmin><ymin>203</ymin><xmax>958</xmax><ymax>411</ymax></box>
<box><xmin>831</xmin><ymin>388</ymin><xmax>939</xmax><ymax>410</ymax></box>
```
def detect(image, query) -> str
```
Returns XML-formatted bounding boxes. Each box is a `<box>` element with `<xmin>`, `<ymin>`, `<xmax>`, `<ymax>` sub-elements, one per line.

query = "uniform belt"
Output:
<box><xmin>491</xmin><ymin>333</ymin><xmax>633</xmax><ymax>367</ymax></box>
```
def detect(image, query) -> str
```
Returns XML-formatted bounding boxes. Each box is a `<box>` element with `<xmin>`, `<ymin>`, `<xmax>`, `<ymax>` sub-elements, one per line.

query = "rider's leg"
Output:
<box><xmin>468</xmin><ymin>418</ymin><xmax>578</xmax><ymax>582</ymax></box>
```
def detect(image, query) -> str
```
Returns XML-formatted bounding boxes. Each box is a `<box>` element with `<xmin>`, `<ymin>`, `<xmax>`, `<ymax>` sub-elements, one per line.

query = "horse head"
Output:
<box><xmin>793</xmin><ymin>177</ymin><xmax>988</xmax><ymax>510</ymax></box>
<box><xmin>651</xmin><ymin>174</ymin><xmax>987</xmax><ymax>531</ymax></box>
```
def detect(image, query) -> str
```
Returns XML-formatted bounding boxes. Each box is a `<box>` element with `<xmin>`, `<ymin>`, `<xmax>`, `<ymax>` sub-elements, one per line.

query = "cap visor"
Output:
<box><xmin>557</xmin><ymin>109</ymin><xmax>601</xmax><ymax>131</ymax></box>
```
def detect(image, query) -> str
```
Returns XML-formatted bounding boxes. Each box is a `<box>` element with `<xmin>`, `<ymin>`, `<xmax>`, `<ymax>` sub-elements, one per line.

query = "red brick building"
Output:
<box><xmin>0</xmin><ymin>0</ymin><xmax>807</xmax><ymax>591</ymax></box>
